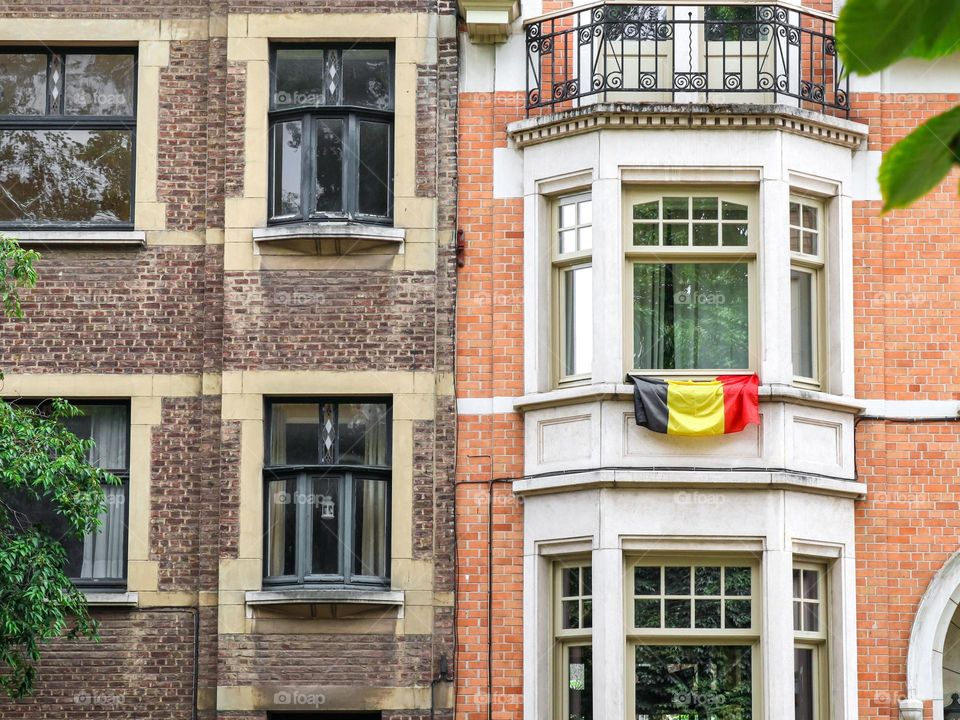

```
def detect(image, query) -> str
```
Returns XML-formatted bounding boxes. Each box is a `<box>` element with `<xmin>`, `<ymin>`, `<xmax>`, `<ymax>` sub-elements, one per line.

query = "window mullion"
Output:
<box><xmin>297</xmin><ymin>473</ymin><xmax>310</xmax><ymax>582</ymax></box>
<box><xmin>341</xmin><ymin>473</ymin><xmax>353</xmax><ymax>580</ymax></box>
<box><xmin>301</xmin><ymin>114</ymin><xmax>314</xmax><ymax>222</ymax></box>
<box><xmin>345</xmin><ymin>113</ymin><xmax>359</xmax><ymax>218</ymax></box>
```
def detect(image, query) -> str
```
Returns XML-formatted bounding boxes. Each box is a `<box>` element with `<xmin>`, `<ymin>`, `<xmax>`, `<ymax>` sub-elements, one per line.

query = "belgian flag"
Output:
<box><xmin>629</xmin><ymin>374</ymin><xmax>760</xmax><ymax>436</ymax></box>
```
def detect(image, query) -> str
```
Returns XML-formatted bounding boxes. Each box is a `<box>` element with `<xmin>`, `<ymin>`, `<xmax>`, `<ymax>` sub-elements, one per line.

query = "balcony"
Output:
<box><xmin>525</xmin><ymin>2</ymin><xmax>849</xmax><ymax>118</ymax></box>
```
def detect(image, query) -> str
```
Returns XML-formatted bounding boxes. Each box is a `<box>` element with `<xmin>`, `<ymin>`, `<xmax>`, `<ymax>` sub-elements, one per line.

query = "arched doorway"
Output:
<box><xmin>902</xmin><ymin>550</ymin><xmax>960</xmax><ymax>720</ymax></box>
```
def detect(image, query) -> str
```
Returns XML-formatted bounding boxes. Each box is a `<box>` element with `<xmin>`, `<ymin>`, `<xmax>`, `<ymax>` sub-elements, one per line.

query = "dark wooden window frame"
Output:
<box><xmin>267</xmin><ymin>43</ymin><xmax>395</xmax><ymax>226</ymax></box>
<box><xmin>0</xmin><ymin>46</ymin><xmax>138</xmax><ymax>230</ymax></box>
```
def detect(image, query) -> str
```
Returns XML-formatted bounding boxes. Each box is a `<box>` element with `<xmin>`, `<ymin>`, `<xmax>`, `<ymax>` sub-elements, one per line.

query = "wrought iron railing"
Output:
<box><xmin>525</xmin><ymin>2</ymin><xmax>849</xmax><ymax>117</ymax></box>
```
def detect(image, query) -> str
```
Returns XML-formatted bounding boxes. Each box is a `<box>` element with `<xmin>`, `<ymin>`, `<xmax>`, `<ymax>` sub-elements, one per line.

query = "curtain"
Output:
<box><xmin>81</xmin><ymin>483</ymin><xmax>124</xmax><ymax>579</ymax></box>
<box><xmin>267</xmin><ymin>480</ymin><xmax>289</xmax><ymax>576</ymax></box>
<box><xmin>359</xmin><ymin>479</ymin><xmax>387</xmax><ymax>577</ymax></box>
<box><xmin>364</xmin><ymin>405</ymin><xmax>388</xmax><ymax>466</ymax></box>
<box><xmin>270</xmin><ymin>404</ymin><xmax>290</xmax><ymax>465</ymax></box>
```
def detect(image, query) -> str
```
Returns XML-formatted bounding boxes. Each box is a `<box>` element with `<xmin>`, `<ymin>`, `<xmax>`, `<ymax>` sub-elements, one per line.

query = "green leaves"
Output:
<box><xmin>837</xmin><ymin>0</ymin><xmax>960</xmax><ymax>75</ymax></box>
<box><xmin>0</xmin><ymin>399</ymin><xmax>118</xmax><ymax>698</ymax></box>
<box><xmin>837</xmin><ymin>0</ymin><xmax>960</xmax><ymax>210</ymax></box>
<box><xmin>878</xmin><ymin>106</ymin><xmax>960</xmax><ymax>211</ymax></box>
<box><xmin>0</xmin><ymin>235</ymin><xmax>39</xmax><ymax>320</ymax></box>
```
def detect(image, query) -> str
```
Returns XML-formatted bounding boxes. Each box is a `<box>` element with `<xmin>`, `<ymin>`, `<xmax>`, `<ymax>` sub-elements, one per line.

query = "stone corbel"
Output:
<box><xmin>458</xmin><ymin>0</ymin><xmax>520</xmax><ymax>43</ymax></box>
<box><xmin>899</xmin><ymin>698</ymin><xmax>923</xmax><ymax>720</ymax></box>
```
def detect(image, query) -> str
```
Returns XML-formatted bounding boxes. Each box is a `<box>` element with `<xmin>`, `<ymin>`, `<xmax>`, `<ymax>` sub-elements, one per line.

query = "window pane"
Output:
<box><xmin>790</xmin><ymin>227</ymin><xmax>802</xmax><ymax>253</ymax></box>
<box><xmin>266</xmin><ymin>478</ymin><xmax>297</xmax><ymax>577</ymax></box>
<box><xmin>560</xmin><ymin>203</ymin><xmax>576</xmax><ymax>228</ymax></box>
<box><xmin>337</xmin><ymin>403</ymin><xmax>389</xmax><ymax>466</ymax></box>
<box><xmin>633</xmin><ymin>263</ymin><xmax>750</xmax><ymax>370</ymax></box>
<box><xmin>794</xmin><ymin>647</ymin><xmax>814</xmax><ymax>720</ymax></box>
<box><xmin>358</xmin><ymin>120</ymin><xmax>390</xmax><ymax>217</ymax></box>
<box><xmin>791</xmin><ymin>269</ymin><xmax>814</xmax><ymax>378</ymax></box>
<box><xmin>802</xmin><ymin>569</ymin><xmax>820</xmax><ymax>600</ymax></box>
<box><xmin>790</xmin><ymin>201</ymin><xmax>801</xmax><ymax>227</ymax></box>
<box><xmin>567</xmin><ymin>645</ymin><xmax>593</xmax><ymax>720</ymax></box>
<box><xmin>633</xmin><ymin>200</ymin><xmax>658</xmax><ymax>220</ymax></box>
<box><xmin>582</xmin><ymin>567</ymin><xmax>592</xmax><ymax>595</ymax></box>
<box><xmin>693</xmin><ymin>196</ymin><xmax>718</xmax><ymax>220</ymax></box>
<box><xmin>63</xmin><ymin>404</ymin><xmax>128</xmax><ymax>469</ymax></box>
<box><xmin>635</xmin><ymin>645</ymin><xmax>752</xmax><ymax>718</ymax></box>
<box><xmin>663</xmin><ymin>223</ymin><xmax>688</xmax><ymax>246</ymax></box>
<box><xmin>342</xmin><ymin>48</ymin><xmax>391</xmax><ymax>110</ymax></box>
<box><xmin>0</xmin><ymin>129</ymin><xmax>132</xmax><ymax>223</ymax></box>
<box><xmin>269</xmin><ymin>403</ymin><xmax>319</xmax><ymax>465</ymax></box>
<box><xmin>695</xmin><ymin>566</ymin><xmax>722</xmax><ymax>595</ymax></box>
<box><xmin>722</xmin><ymin>200</ymin><xmax>748</xmax><ymax>220</ymax></box>
<box><xmin>311</xmin><ymin>476</ymin><xmax>340</xmax><ymax>575</ymax></box>
<box><xmin>725</xmin><ymin>567</ymin><xmax>752</xmax><ymax>596</ymax></box>
<box><xmin>559</xmin><ymin>229</ymin><xmax>576</xmax><ymax>254</ymax></box>
<box><xmin>722</xmin><ymin>222</ymin><xmax>748</xmax><ymax>246</ymax></box>
<box><xmin>635</xmin><ymin>599</ymin><xmax>661</xmax><ymax>628</ymax></box>
<box><xmin>577</xmin><ymin>225</ymin><xmax>592</xmax><ymax>251</ymax></box>
<box><xmin>665</xmin><ymin>566</ymin><xmax>690</xmax><ymax>595</ymax></box>
<box><xmin>692</xmin><ymin>223</ymin><xmax>718</xmax><ymax>246</ymax></box>
<box><xmin>632</xmin><ymin>223</ymin><xmax>657</xmax><ymax>246</ymax></box>
<box><xmin>64</xmin><ymin>54</ymin><xmax>135</xmax><ymax>116</ymax></box>
<box><xmin>314</xmin><ymin>118</ymin><xmax>344</xmax><ymax>214</ymax></box>
<box><xmin>563</xmin><ymin>265</ymin><xmax>593</xmax><ymax>377</ymax></box>
<box><xmin>563</xmin><ymin>567</ymin><xmax>579</xmax><ymax>596</ymax></box>
<box><xmin>563</xmin><ymin>600</ymin><xmax>580</xmax><ymax>629</ymax></box>
<box><xmin>0</xmin><ymin>53</ymin><xmax>47</xmax><ymax>115</ymax></box>
<box><xmin>725</xmin><ymin>599</ymin><xmax>752</xmax><ymax>629</ymax></box>
<box><xmin>352</xmin><ymin>477</ymin><xmax>388</xmax><ymax>577</ymax></box>
<box><xmin>665</xmin><ymin>598</ymin><xmax>691</xmax><ymax>627</ymax></box>
<box><xmin>578</xmin><ymin>200</ymin><xmax>592</xmax><ymax>225</ymax></box>
<box><xmin>663</xmin><ymin>196</ymin><xmax>688</xmax><ymax>219</ymax></box>
<box><xmin>801</xmin><ymin>204</ymin><xmax>818</xmax><ymax>230</ymax></box>
<box><xmin>270</xmin><ymin>121</ymin><xmax>302</xmax><ymax>219</ymax></box>
<box><xmin>802</xmin><ymin>231</ymin><xmax>818</xmax><ymax>255</ymax></box>
<box><xmin>635</xmin><ymin>566</ymin><xmax>660</xmax><ymax>595</ymax></box>
<box><xmin>803</xmin><ymin>601</ymin><xmax>819</xmax><ymax>632</ymax></box>
<box><xmin>77</xmin><ymin>483</ymin><xmax>125</xmax><ymax>580</ymax></box>
<box><xmin>582</xmin><ymin>599</ymin><xmax>592</xmax><ymax>628</ymax></box>
<box><xmin>273</xmin><ymin>48</ymin><xmax>326</xmax><ymax>108</ymax></box>
<box><xmin>695</xmin><ymin>599</ymin><xmax>722</xmax><ymax>629</ymax></box>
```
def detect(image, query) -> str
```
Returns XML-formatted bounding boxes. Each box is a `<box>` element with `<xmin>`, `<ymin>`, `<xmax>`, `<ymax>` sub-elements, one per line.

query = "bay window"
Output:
<box><xmin>626</xmin><ymin>189</ymin><xmax>756</xmax><ymax>373</ymax></box>
<box><xmin>264</xmin><ymin>399</ymin><xmax>391</xmax><ymax>587</ymax></box>
<box><xmin>268</xmin><ymin>45</ymin><xmax>393</xmax><ymax>225</ymax></box>
<box><xmin>793</xmin><ymin>564</ymin><xmax>827</xmax><ymax>720</ymax></box>
<box><xmin>0</xmin><ymin>49</ymin><xmax>136</xmax><ymax>226</ymax></box>
<box><xmin>555</xmin><ymin>562</ymin><xmax>592</xmax><ymax>720</ymax></box>
<box><xmin>629</xmin><ymin>560</ymin><xmax>758</xmax><ymax>718</ymax></box>
<box><xmin>554</xmin><ymin>194</ymin><xmax>593</xmax><ymax>382</ymax></box>
<box><xmin>789</xmin><ymin>196</ymin><xmax>824</xmax><ymax>385</ymax></box>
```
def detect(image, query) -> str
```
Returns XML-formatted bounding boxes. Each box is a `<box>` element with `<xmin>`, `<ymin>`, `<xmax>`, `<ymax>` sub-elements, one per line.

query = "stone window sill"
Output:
<box><xmin>82</xmin><ymin>590</ymin><xmax>139</xmax><ymax>608</ymax></box>
<box><xmin>513</xmin><ymin>381</ymin><xmax>865</xmax><ymax>415</ymax></box>
<box><xmin>10</xmin><ymin>230</ymin><xmax>145</xmax><ymax>247</ymax></box>
<box><xmin>253</xmin><ymin>222</ymin><xmax>405</xmax><ymax>256</ymax></box>
<box><xmin>246</xmin><ymin>588</ymin><xmax>404</xmax><ymax>617</ymax></box>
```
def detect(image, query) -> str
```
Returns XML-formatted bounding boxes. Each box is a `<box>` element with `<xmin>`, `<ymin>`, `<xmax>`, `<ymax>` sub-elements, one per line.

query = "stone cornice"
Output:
<box><xmin>508</xmin><ymin>102</ymin><xmax>868</xmax><ymax>150</ymax></box>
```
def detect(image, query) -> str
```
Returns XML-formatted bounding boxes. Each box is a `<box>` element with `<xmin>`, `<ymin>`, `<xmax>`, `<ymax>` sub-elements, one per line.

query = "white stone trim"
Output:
<box><xmin>456</xmin><ymin>396</ymin><xmax>518</xmax><ymax>415</ymax></box>
<box><xmin>860</xmin><ymin>399</ymin><xmax>960</xmax><ymax>419</ymax></box>
<box><xmin>10</xmin><ymin>230</ymin><xmax>146</xmax><ymax>246</ymax></box>
<box><xmin>245</xmin><ymin>588</ymin><xmax>404</xmax><ymax>607</ymax></box>
<box><xmin>83</xmin><ymin>591</ymin><xmax>139</xmax><ymax>607</ymax></box>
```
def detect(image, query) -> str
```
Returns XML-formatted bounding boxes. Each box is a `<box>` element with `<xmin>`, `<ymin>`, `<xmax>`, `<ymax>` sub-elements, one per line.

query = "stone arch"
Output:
<box><xmin>901</xmin><ymin>549</ymin><xmax>960</xmax><ymax>720</ymax></box>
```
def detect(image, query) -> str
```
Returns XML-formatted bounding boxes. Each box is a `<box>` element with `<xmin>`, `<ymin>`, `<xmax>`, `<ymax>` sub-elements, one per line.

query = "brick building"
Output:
<box><xmin>0</xmin><ymin>1</ymin><xmax>459</xmax><ymax>719</ymax></box>
<box><xmin>455</xmin><ymin>2</ymin><xmax>960</xmax><ymax>720</ymax></box>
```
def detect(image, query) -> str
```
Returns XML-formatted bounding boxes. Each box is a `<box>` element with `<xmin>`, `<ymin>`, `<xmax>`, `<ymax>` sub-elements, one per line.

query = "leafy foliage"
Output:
<box><xmin>837</xmin><ymin>0</ymin><xmax>960</xmax><ymax>210</ymax></box>
<box><xmin>0</xmin><ymin>236</ymin><xmax>116</xmax><ymax>698</ymax></box>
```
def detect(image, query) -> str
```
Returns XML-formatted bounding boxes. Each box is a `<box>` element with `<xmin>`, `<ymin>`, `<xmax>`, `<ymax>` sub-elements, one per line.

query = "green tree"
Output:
<box><xmin>836</xmin><ymin>0</ymin><xmax>960</xmax><ymax>210</ymax></box>
<box><xmin>0</xmin><ymin>235</ymin><xmax>119</xmax><ymax>698</ymax></box>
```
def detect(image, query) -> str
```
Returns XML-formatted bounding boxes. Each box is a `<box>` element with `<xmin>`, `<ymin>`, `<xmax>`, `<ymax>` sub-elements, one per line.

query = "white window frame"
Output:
<box><xmin>553</xmin><ymin>559</ymin><xmax>593</xmax><ymax>720</ymax></box>
<box><xmin>793</xmin><ymin>561</ymin><xmax>829</xmax><ymax>720</ymax></box>
<box><xmin>789</xmin><ymin>194</ymin><xmax>826</xmax><ymax>388</ymax></box>
<box><xmin>624</xmin><ymin>556</ymin><xmax>761</xmax><ymax>719</ymax></box>
<box><xmin>553</xmin><ymin>193</ymin><xmax>593</xmax><ymax>386</ymax></box>
<box><xmin>622</xmin><ymin>186</ymin><xmax>759</xmax><ymax>377</ymax></box>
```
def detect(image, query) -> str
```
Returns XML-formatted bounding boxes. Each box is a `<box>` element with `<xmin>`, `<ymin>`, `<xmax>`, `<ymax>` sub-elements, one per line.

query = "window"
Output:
<box><xmin>268</xmin><ymin>45</ymin><xmax>393</xmax><ymax>225</ymax></box>
<box><xmin>555</xmin><ymin>562</ymin><xmax>592</xmax><ymax>720</ymax></box>
<box><xmin>554</xmin><ymin>194</ymin><xmax>593</xmax><ymax>382</ymax></box>
<box><xmin>264</xmin><ymin>399</ymin><xmax>391</xmax><ymax>587</ymax></box>
<box><xmin>790</xmin><ymin>197</ymin><xmax>824</xmax><ymax>385</ymax></box>
<box><xmin>4</xmin><ymin>402</ymin><xmax>129</xmax><ymax>588</ymax></box>
<box><xmin>0</xmin><ymin>49</ymin><xmax>136</xmax><ymax>226</ymax></box>
<box><xmin>626</xmin><ymin>189</ymin><xmax>755</xmax><ymax>372</ymax></box>
<box><xmin>793</xmin><ymin>564</ymin><xmax>827</xmax><ymax>720</ymax></box>
<box><xmin>628</xmin><ymin>560</ymin><xmax>758</xmax><ymax>718</ymax></box>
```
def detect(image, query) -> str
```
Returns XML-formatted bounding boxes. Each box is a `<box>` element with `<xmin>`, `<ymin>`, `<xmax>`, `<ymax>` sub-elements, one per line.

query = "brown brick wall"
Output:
<box><xmin>0</xmin><ymin>0</ymin><xmax>458</xmax><ymax>717</ymax></box>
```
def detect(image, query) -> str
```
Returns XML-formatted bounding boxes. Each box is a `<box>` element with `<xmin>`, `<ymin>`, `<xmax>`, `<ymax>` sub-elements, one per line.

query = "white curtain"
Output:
<box><xmin>364</xmin><ymin>405</ymin><xmax>388</xmax><ymax>466</ymax></box>
<box><xmin>267</xmin><ymin>480</ymin><xmax>289</xmax><ymax>576</ymax></box>
<box><xmin>359</xmin><ymin>479</ymin><xmax>387</xmax><ymax>577</ymax></box>
<box><xmin>86</xmin><ymin>404</ymin><xmax>126</xmax><ymax>469</ymax></box>
<box><xmin>81</xmin><ymin>484</ymin><xmax>124</xmax><ymax>579</ymax></box>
